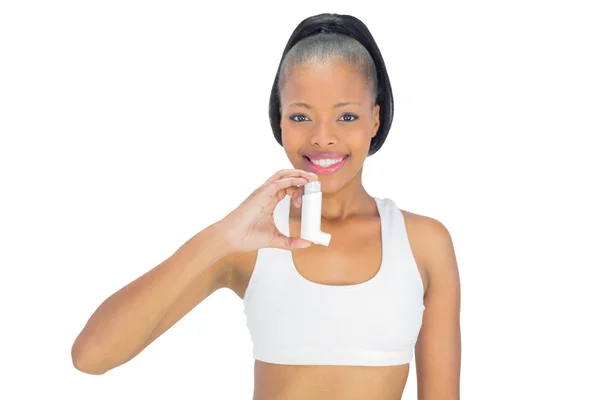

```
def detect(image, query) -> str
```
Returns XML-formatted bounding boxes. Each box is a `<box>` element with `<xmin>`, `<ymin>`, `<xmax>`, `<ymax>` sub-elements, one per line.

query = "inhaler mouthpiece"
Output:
<box><xmin>300</xmin><ymin>181</ymin><xmax>331</xmax><ymax>246</ymax></box>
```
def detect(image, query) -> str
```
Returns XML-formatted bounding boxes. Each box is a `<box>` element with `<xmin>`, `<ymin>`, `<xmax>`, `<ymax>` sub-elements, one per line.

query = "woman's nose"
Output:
<box><xmin>310</xmin><ymin>123</ymin><xmax>338</xmax><ymax>147</ymax></box>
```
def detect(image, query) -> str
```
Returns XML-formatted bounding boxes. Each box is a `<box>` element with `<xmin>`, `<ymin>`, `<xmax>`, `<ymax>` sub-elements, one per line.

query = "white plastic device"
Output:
<box><xmin>300</xmin><ymin>181</ymin><xmax>331</xmax><ymax>246</ymax></box>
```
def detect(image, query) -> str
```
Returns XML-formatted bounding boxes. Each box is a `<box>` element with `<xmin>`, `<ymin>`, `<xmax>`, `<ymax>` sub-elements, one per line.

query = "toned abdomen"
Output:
<box><xmin>252</xmin><ymin>361</ymin><xmax>410</xmax><ymax>400</ymax></box>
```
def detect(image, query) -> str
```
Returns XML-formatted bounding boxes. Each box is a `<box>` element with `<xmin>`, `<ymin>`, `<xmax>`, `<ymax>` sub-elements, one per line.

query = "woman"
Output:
<box><xmin>71</xmin><ymin>13</ymin><xmax>461</xmax><ymax>399</ymax></box>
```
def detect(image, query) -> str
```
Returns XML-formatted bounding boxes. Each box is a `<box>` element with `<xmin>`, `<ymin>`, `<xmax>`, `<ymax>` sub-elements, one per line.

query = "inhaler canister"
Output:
<box><xmin>300</xmin><ymin>181</ymin><xmax>331</xmax><ymax>246</ymax></box>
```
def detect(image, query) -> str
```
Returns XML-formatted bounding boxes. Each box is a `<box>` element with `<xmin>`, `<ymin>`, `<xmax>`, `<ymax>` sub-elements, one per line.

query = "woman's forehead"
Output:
<box><xmin>280</xmin><ymin>62</ymin><xmax>372</xmax><ymax>105</ymax></box>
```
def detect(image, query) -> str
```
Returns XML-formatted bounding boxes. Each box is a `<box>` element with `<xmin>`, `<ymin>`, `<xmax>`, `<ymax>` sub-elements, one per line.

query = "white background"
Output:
<box><xmin>1</xmin><ymin>1</ymin><xmax>599</xmax><ymax>399</ymax></box>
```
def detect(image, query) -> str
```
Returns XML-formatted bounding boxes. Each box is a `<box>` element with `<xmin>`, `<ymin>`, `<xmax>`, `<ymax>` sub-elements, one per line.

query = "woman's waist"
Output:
<box><xmin>252</xmin><ymin>360</ymin><xmax>409</xmax><ymax>400</ymax></box>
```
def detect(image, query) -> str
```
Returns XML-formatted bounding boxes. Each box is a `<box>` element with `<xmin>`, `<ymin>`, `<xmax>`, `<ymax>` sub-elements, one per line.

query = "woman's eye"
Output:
<box><xmin>340</xmin><ymin>114</ymin><xmax>358</xmax><ymax>122</ymax></box>
<box><xmin>290</xmin><ymin>114</ymin><xmax>309</xmax><ymax>122</ymax></box>
<box><xmin>289</xmin><ymin>114</ymin><xmax>358</xmax><ymax>122</ymax></box>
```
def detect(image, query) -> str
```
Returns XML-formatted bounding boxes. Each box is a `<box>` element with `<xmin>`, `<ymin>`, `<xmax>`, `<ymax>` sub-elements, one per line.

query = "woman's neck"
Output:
<box><xmin>292</xmin><ymin>170</ymin><xmax>377</xmax><ymax>221</ymax></box>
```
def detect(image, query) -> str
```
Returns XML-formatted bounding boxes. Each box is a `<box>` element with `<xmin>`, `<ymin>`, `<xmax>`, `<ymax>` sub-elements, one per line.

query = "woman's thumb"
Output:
<box><xmin>269</xmin><ymin>233</ymin><xmax>312</xmax><ymax>251</ymax></box>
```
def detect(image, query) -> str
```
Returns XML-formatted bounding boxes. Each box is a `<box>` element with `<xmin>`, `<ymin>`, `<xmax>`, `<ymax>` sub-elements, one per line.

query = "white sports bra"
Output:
<box><xmin>243</xmin><ymin>195</ymin><xmax>425</xmax><ymax>366</ymax></box>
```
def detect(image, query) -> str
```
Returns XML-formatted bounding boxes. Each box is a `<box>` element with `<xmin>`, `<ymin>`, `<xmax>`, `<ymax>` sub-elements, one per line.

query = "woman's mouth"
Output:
<box><xmin>302</xmin><ymin>153</ymin><xmax>349</xmax><ymax>174</ymax></box>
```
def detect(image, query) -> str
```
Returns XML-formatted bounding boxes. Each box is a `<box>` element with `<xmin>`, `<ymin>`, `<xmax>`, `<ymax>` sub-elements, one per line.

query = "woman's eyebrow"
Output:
<box><xmin>288</xmin><ymin>101</ymin><xmax>362</xmax><ymax>109</ymax></box>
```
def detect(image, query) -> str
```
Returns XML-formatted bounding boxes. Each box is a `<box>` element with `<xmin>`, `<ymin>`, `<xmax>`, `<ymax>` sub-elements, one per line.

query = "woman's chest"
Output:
<box><xmin>288</xmin><ymin>217</ymin><xmax>383</xmax><ymax>286</ymax></box>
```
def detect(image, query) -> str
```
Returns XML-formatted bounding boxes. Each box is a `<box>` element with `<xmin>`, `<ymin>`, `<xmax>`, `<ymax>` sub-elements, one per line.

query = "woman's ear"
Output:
<box><xmin>371</xmin><ymin>104</ymin><xmax>381</xmax><ymax>138</ymax></box>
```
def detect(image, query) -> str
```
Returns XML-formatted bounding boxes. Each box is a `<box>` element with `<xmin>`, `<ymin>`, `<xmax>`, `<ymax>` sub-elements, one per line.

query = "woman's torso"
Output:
<box><xmin>228</xmin><ymin>196</ymin><xmax>429</xmax><ymax>400</ymax></box>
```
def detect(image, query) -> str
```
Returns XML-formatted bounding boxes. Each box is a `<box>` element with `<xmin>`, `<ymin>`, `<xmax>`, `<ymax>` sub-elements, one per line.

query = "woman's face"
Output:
<box><xmin>279</xmin><ymin>60</ymin><xmax>380</xmax><ymax>194</ymax></box>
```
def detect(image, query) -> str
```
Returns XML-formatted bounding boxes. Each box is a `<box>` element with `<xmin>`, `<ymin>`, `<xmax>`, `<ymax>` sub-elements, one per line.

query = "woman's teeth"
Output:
<box><xmin>309</xmin><ymin>157</ymin><xmax>344</xmax><ymax>167</ymax></box>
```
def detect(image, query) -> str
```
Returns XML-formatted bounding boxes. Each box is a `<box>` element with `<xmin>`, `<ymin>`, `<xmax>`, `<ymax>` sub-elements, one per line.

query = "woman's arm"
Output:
<box><xmin>415</xmin><ymin>218</ymin><xmax>462</xmax><ymax>400</ymax></box>
<box><xmin>71</xmin><ymin>221</ymin><xmax>236</xmax><ymax>375</ymax></box>
<box><xmin>71</xmin><ymin>169</ymin><xmax>316</xmax><ymax>375</ymax></box>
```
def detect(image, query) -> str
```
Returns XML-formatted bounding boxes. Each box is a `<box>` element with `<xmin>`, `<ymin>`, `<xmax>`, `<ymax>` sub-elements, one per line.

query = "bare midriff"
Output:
<box><xmin>252</xmin><ymin>361</ymin><xmax>410</xmax><ymax>400</ymax></box>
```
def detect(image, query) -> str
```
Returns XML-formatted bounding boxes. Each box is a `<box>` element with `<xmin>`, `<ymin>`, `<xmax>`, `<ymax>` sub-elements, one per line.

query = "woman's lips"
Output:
<box><xmin>302</xmin><ymin>153</ymin><xmax>349</xmax><ymax>175</ymax></box>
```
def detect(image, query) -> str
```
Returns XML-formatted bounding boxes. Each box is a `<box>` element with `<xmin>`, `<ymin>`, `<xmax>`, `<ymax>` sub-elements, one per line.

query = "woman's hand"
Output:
<box><xmin>218</xmin><ymin>169</ymin><xmax>318</xmax><ymax>252</ymax></box>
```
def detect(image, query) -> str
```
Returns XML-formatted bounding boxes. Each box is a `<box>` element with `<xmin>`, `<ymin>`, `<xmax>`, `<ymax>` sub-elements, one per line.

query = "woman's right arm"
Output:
<box><xmin>71</xmin><ymin>221</ymin><xmax>236</xmax><ymax>375</ymax></box>
<box><xmin>71</xmin><ymin>169</ymin><xmax>317</xmax><ymax>375</ymax></box>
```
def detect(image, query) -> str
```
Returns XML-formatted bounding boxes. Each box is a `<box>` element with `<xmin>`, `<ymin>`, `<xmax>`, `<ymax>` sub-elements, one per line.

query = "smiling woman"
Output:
<box><xmin>278</xmin><ymin>57</ymin><xmax>378</xmax><ymax>191</ymax></box>
<box><xmin>71</xmin><ymin>12</ymin><xmax>461</xmax><ymax>400</ymax></box>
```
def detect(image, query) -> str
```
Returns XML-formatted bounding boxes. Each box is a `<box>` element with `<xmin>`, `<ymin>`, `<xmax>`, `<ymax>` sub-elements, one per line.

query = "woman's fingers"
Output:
<box><xmin>263</xmin><ymin>169</ymin><xmax>317</xmax><ymax>186</ymax></box>
<box><xmin>291</xmin><ymin>192</ymin><xmax>300</xmax><ymax>208</ymax></box>
<box><xmin>224</xmin><ymin>169</ymin><xmax>318</xmax><ymax>253</ymax></box>
<box><xmin>258</xmin><ymin>176</ymin><xmax>308</xmax><ymax>214</ymax></box>
<box><xmin>272</xmin><ymin>176</ymin><xmax>310</xmax><ymax>194</ymax></box>
<box><xmin>286</xmin><ymin>187</ymin><xmax>304</xmax><ymax>208</ymax></box>
<box><xmin>260</xmin><ymin>170</ymin><xmax>317</xmax><ymax>208</ymax></box>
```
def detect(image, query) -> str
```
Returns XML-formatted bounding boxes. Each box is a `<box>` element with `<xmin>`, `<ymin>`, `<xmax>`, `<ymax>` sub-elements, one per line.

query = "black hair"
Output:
<box><xmin>268</xmin><ymin>13</ymin><xmax>394</xmax><ymax>156</ymax></box>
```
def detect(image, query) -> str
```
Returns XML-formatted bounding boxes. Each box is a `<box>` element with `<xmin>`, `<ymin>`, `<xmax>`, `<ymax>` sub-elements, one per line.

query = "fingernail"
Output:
<box><xmin>299</xmin><ymin>241</ymin><xmax>311</xmax><ymax>248</ymax></box>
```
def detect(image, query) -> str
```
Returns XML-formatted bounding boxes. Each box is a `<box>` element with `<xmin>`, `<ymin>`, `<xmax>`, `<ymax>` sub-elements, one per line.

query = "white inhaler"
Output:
<box><xmin>300</xmin><ymin>181</ymin><xmax>331</xmax><ymax>246</ymax></box>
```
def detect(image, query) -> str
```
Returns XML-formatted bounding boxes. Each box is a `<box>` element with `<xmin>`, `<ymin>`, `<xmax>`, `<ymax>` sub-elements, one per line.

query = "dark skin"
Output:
<box><xmin>71</xmin><ymin>59</ymin><xmax>460</xmax><ymax>399</ymax></box>
<box><xmin>230</xmin><ymin>61</ymin><xmax>462</xmax><ymax>399</ymax></box>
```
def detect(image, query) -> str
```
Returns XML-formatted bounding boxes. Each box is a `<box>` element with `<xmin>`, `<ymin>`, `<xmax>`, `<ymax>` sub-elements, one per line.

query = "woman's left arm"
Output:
<box><xmin>414</xmin><ymin>218</ymin><xmax>462</xmax><ymax>400</ymax></box>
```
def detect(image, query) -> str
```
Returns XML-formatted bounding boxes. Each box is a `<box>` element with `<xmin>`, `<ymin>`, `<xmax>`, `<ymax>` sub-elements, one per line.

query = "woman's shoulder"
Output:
<box><xmin>377</xmin><ymin>196</ymin><xmax>449</xmax><ymax>237</ymax></box>
<box><xmin>385</xmin><ymin>200</ymin><xmax>454</xmax><ymax>294</ymax></box>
